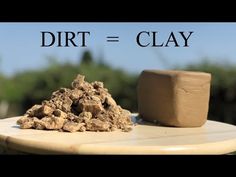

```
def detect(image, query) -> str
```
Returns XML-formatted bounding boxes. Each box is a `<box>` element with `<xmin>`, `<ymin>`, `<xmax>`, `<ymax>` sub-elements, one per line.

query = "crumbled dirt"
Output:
<box><xmin>16</xmin><ymin>74</ymin><xmax>133</xmax><ymax>132</ymax></box>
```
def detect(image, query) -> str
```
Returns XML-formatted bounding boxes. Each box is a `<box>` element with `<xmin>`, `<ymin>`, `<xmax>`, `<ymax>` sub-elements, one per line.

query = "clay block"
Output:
<box><xmin>137</xmin><ymin>70</ymin><xmax>211</xmax><ymax>127</ymax></box>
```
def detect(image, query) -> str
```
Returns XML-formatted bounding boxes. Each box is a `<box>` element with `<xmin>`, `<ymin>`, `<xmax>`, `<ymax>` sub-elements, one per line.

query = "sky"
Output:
<box><xmin>0</xmin><ymin>22</ymin><xmax>236</xmax><ymax>76</ymax></box>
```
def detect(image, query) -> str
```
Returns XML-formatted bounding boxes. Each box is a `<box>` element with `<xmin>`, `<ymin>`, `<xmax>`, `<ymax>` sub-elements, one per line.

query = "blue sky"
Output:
<box><xmin>0</xmin><ymin>23</ymin><xmax>236</xmax><ymax>76</ymax></box>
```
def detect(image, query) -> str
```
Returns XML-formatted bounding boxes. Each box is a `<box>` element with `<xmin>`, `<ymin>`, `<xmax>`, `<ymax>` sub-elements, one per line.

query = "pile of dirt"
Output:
<box><xmin>17</xmin><ymin>74</ymin><xmax>133</xmax><ymax>132</ymax></box>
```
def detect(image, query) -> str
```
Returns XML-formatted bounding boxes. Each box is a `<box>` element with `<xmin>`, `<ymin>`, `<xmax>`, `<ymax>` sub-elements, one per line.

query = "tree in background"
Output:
<box><xmin>80</xmin><ymin>50</ymin><xmax>93</xmax><ymax>65</ymax></box>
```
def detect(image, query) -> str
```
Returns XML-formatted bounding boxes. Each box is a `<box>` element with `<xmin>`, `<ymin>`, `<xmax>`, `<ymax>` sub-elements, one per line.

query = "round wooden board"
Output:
<box><xmin>1</xmin><ymin>114</ymin><xmax>236</xmax><ymax>154</ymax></box>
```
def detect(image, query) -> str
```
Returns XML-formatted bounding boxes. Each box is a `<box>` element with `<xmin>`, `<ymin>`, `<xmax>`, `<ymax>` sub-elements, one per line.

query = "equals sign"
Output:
<box><xmin>106</xmin><ymin>36</ymin><xmax>119</xmax><ymax>42</ymax></box>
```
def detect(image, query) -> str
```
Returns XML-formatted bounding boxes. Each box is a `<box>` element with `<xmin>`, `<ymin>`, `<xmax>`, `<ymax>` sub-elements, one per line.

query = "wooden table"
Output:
<box><xmin>1</xmin><ymin>114</ymin><xmax>236</xmax><ymax>154</ymax></box>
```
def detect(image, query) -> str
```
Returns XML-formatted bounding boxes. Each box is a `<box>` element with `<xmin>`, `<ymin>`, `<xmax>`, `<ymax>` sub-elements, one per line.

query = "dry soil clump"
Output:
<box><xmin>17</xmin><ymin>74</ymin><xmax>133</xmax><ymax>132</ymax></box>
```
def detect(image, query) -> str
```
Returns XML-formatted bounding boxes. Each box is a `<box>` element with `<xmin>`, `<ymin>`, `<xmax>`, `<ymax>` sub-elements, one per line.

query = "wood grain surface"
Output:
<box><xmin>1</xmin><ymin>114</ymin><xmax>236</xmax><ymax>154</ymax></box>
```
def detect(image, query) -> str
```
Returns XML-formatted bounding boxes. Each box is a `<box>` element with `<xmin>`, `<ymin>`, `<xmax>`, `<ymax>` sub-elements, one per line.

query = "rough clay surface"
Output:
<box><xmin>17</xmin><ymin>74</ymin><xmax>133</xmax><ymax>132</ymax></box>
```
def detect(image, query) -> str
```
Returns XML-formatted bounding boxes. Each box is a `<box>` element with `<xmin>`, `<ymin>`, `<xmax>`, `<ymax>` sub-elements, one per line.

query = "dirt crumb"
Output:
<box><xmin>63</xmin><ymin>121</ymin><xmax>85</xmax><ymax>132</ymax></box>
<box><xmin>17</xmin><ymin>74</ymin><xmax>133</xmax><ymax>132</ymax></box>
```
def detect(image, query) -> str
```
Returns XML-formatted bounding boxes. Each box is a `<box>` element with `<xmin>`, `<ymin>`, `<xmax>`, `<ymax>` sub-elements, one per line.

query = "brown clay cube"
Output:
<box><xmin>137</xmin><ymin>70</ymin><xmax>211</xmax><ymax>127</ymax></box>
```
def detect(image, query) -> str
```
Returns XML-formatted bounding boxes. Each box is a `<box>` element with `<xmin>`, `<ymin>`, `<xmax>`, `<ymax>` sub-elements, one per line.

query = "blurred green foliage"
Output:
<box><xmin>1</xmin><ymin>53</ymin><xmax>236</xmax><ymax>126</ymax></box>
<box><xmin>0</xmin><ymin>51</ymin><xmax>138</xmax><ymax>117</ymax></box>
